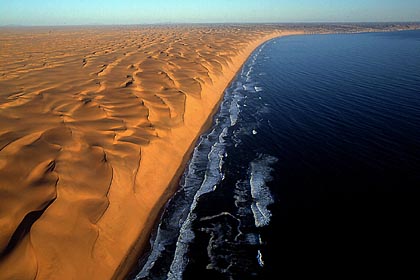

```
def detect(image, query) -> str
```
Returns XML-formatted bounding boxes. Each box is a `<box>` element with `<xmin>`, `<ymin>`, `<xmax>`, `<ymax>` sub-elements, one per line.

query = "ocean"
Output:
<box><xmin>131</xmin><ymin>30</ymin><xmax>420</xmax><ymax>279</ymax></box>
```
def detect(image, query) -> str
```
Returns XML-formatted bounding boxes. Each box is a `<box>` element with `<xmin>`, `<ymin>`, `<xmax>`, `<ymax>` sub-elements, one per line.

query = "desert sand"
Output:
<box><xmin>0</xmin><ymin>25</ymin><xmax>302</xmax><ymax>279</ymax></box>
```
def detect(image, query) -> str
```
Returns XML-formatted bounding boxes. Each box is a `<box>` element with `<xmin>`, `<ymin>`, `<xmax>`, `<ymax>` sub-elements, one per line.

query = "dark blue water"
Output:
<box><xmin>133</xmin><ymin>30</ymin><xmax>420</xmax><ymax>279</ymax></box>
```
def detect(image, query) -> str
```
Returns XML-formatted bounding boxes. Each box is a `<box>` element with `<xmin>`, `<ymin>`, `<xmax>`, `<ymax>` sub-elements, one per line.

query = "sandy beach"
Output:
<box><xmin>0</xmin><ymin>25</ymin><xmax>301</xmax><ymax>279</ymax></box>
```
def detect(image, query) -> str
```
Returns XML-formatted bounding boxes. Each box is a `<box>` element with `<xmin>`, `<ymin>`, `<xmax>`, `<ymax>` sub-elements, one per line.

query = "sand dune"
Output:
<box><xmin>0</xmin><ymin>25</ymin><xmax>302</xmax><ymax>279</ymax></box>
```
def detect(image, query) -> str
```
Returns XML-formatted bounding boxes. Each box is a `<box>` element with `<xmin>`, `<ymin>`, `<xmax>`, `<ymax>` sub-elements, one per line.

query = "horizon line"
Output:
<box><xmin>1</xmin><ymin>21</ymin><xmax>420</xmax><ymax>28</ymax></box>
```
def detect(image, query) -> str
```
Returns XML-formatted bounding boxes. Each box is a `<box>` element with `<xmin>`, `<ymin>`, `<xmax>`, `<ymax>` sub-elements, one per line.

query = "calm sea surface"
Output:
<box><xmin>132</xmin><ymin>30</ymin><xmax>420</xmax><ymax>279</ymax></box>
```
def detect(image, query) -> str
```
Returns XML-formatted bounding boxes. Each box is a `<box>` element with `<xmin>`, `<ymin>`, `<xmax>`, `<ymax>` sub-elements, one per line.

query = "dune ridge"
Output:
<box><xmin>0</xmin><ymin>25</ymin><xmax>301</xmax><ymax>279</ymax></box>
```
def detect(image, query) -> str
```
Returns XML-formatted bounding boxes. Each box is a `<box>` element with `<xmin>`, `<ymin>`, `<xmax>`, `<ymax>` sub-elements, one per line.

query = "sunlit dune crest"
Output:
<box><xmin>0</xmin><ymin>25</ymin><xmax>300</xmax><ymax>279</ymax></box>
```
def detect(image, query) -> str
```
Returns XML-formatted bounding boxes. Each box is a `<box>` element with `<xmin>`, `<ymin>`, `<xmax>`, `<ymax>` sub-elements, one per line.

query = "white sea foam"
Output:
<box><xmin>168</xmin><ymin>122</ymin><xmax>228</xmax><ymax>279</ymax></box>
<box><xmin>135</xmin><ymin>226</ymin><xmax>166</xmax><ymax>278</ymax></box>
<box><xmin>229</xmin><ymin>97</ymin><xmax>240</xmax><ymax>126</ymax></box>
<box><xmin>243</xmin><ymin>83</ymin><xmax>256</xmax><ymax>92</ymax></box>
<box><xmin>249</xmin><ymin>155</ymin><xmax>278</xmax><ymax>227</ymax></box>
<box><xmin>135</xmin><ymin>136</ymin><xmax>209</xmax><ymax>279</ymax></box>
<box><xmin>257</xmin><ymin>250</ymin><xmax>265</xmax><ymax>267</ymax></box>
<box><xmin>137</xmin><ymin>93</ymin><xmax>232</xmax><ymax>279</ymax></box>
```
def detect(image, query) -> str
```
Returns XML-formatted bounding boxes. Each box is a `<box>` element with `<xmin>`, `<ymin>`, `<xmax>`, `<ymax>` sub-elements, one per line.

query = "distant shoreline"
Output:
<box><xmin>1</xmin><ymin>21</ymin><xmax>420</xmax><ymax>27</ymax></box>
<box><xmin>1</xmin><ymin>22</ymin><xmax>420</xmax><ymax>31</ymax></box>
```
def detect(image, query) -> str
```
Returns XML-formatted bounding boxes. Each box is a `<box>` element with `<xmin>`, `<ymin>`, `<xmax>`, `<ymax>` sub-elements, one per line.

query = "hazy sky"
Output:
<box><xmin>1</xmin><ymin>0</ymin><xmax>419</xmax><ymax>26</ymax></box>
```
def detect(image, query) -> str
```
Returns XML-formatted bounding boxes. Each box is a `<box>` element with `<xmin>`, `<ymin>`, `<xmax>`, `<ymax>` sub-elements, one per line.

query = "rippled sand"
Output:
<box><xmin>0</xmin><ymin>25</ymin><xmax>301</xmax><ymax>279</ymax></box>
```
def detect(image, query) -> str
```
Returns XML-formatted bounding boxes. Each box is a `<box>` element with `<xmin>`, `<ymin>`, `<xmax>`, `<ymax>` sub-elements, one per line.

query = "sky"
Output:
<box><xmin>1</xmin><ymin>0</ymin><xmax>419</xmax><ymax>26</ymax></box>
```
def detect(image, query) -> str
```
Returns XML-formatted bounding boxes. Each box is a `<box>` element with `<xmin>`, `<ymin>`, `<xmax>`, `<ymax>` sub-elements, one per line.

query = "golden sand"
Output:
<box><xmin>0</xmin><ymin>25</ymin><xmax>302</xmax><ymax>279</ymax></box>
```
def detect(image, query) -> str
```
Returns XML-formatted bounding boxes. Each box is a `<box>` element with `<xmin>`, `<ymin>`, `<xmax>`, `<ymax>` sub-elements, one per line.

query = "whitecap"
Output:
<box><xmin>257</xmin><ymin>250</ymin><xmax>265</xmax><ymax>267</ymax></box>
<box><xmin>249</xmin><ymin>155</ymin><xmax>278</xmax><ymax>227</ymax></box>
<box><xmin>229</xmin><ymin>98</ymin><xmax>240</xmax><ymax>126</ymax></box>
<box><xmin>243</xmin><ymin>83</ymin><xmax>256</xmax><ymax>92</ymax></box>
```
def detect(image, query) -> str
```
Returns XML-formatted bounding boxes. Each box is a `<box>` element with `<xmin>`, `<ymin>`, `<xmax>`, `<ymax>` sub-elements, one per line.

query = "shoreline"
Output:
<box><xmin>112</xmin><ymin>27</ymin><xmax>417</xmax><ymax>278</ymax></box>
<box><xmin>1</xmin><ymin>25</ymin><xmax>418</xmax><ymax>279</ymax></box>
<box><xmin>113</xmin><ymin>31</ymin><xmax>304</xmax><ymax>279</ymax></box>
<box><xmin>0</xmin><ymin>26</ymin><xmax>306</xmax><ymax>280</ymax></box>
<box><xmin>119</xmin><ymin>27</ymin><xmax>420</xmax><ymax>278</ymax></box>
